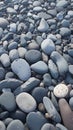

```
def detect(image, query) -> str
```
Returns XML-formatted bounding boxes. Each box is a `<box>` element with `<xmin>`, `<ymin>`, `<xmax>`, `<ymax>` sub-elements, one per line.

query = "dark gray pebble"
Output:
<box><xmin>43</xmin><ymin>73</ymin><xmax>52</xmax><ymax>87</ymax></box>
<box><xmin>0</xmin><ymin>67</ymin><xmax>5</xmax><ymax>80</ymax></box>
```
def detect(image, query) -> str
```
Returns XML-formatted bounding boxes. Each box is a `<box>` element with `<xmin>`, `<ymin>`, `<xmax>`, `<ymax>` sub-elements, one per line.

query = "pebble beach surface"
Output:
<box><xmin>0</xmin><ymin>0</ymin><xmax>73</xmax><ymax>130</ymax></box>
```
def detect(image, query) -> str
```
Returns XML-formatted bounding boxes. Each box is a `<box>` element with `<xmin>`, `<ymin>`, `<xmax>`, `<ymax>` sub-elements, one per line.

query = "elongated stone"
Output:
<box><xmin>59</xmin><ymin>98</ymin><xmax>73</xmax><ymax>130</ymax></box>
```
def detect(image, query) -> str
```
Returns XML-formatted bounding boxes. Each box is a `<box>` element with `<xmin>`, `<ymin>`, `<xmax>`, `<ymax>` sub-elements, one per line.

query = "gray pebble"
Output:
<box><xmin>8</xmin><ymin>41</ymin><xmax>18</xmax><ymax>51</ymax></box>
<box><xmin>18</xmin><ymin>47</ymin><xmax>27</xmax><ymax>58</ymax></box>
<box><xmin>56</xmin><ymin>0</ymin><xmax>68</xmax><ymax>8</ymax></box>
<box><xmin>68</xmin><ymin>49</ymin><xmax>73</xmax><ymax>57</ymax></box>
<box><xmin>69</xmin><ymin>97</ymin><xmax>73</xmax><ymax>110</ymax></box>
<box><xmin>0</xmin><ymin>54</ymin><xmax>10</xmax><ymax>67</ymax></box>
<box><xmin>69</xmin><ymin>65</ymin><xmax>73</xmax><ymax>75</ymax></box>
<box><xmin>0</xmin><ymin>67</ymin><xmax>5</xmax><ymax>80</ymax></box>
<box><xmin>38</xmin><ymin>18</ymin><xmax>49</xmax><ymax>32</ymax></box>
<box><xmin>0</xmin><ymin>18</ymin><xmax>9</xmax><ymax>29</ymax></box>
<box><xmin>61</xmin><ymin>19</ymin><xmax>70</xmax><ymax>27</ymax></box>
<box><xmin>60</xmin><ymin>27</ymin><xmax>71</xmax><ymax>37</ymax></box>
<box><xmin>43</xmin><ymin>73</ymin><xmax>52</xmax><ymax>87</ymax></box>
<box><xmin>9</xmin><ymin>49</ymin><xmax>19</xmax><ymax>61</ymax></box>
<box><xmin>7</xmin><ymin>7</ymin><xmax>17</xmax><ymax>14</ymax></box>
<box><xmin>41</xmin><ymin>123</ymin><xmax>56</xmax><ymax>130</ymax></box>
<box><xmin>56</xmin><ymin>123</ymin><xmax>68</xmax><ymax>130</ymax></box>
<box><xmin>5</xmin><ymin>72</ymin><xmax>14</xmax><ymax>79</ymax></box>
<box><xmin>0</xmin><ymin>121</ymin><xmax>6</xmax><ymax>130</ymax></box>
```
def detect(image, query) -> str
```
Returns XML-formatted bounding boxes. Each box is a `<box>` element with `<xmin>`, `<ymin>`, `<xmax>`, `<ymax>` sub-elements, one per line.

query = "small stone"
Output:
<box><xmin>16</xmin><ymin>92</ymin><xmax>37</xmax><ymax>113</ymax></box>
<box><xmin>41</xmin><ymin>123</ymin><xmax>56</xmax><ymax>130</ymax></box>
<box><xmin>9</xmin><ymin>49</ymin><xmax>19</xmax><ymax>61</ymax></box>
<box><xmin>0</xmin><ymin>111</ymin><xmax>9</xmax><ymax>120</ymax></box>
<box><xmin>7</xmin><ymin>120</ymin><xmax>24</xmax><ymax>130</ymax></box>
<box><xmin>0</xmin><ymin>121</ymin><xmax>6</xmax><ymax>130</ymax></box>
<box><xmin>54</xmin><ymin>83</ymin><xmax>69</xmax><ymax>98</ymax></box>
<box><xmin>69</xmin><ymin>65</ymin><xmax>73</xmax><ymax>75</ymax></box>
<box><xmin>69</xmin><ymin>97</ymin><xmax>73</xmax><ymax>110</ymax></box>
<box><xmin>41</xmin><ymin>39</ymin><xmax>55</xmax><ymax>55</ymax></box>
<box><xmin>51</xmin><ymin>51</ymin><xmax>68</xmax><ymax>76</ymax></box>
<box><xmin>8</xmin><ymin>41</ymin><xmax>18</xmax><ymax>51</ymax></box>
<box><xmin>0</xmin><ymin>67</ymin><xmax>5</xmax><ymax>80</ymax></box>
<box><xmin>10</xmin><ymin>23</ymin><xmax>16</xmax><ymax>32</ymax></box>
<box><xmin>60</xmin><ymin>27</ymin><xmax>71</xmax><ymax>37</ymax></box>
<box><xmin>0</xmin><ymin>18</ymin><xmax>9</xmax><ymax>29</ymax></box>
<box><xmin>38</xmin><ymin>18</ymin><xmax>49</xmax><ymax>32</ymax></box>
<box><xmin>38</xmin><ymin>12</ymin><xmax>51</xmax><ymax>19</ymax></box>
<box><xmin>47</xmin><ymin>34</ymin><xmax>57</xmax><ymax>42</ymax></box>
<box><xmin>26</xmin><ymin>112</ymin><xmax>47</xmax><ymax>130</ymax></box>
<box><xmin>0</xmin><ymin>54</ymin><xmax>10</xmax><ymax>67</ymax></box>
<box><xmin>18</xmin><ymin>47</ymin><xmax>27</xmax><ymax>58</ymax></box>
<box><xmin>59</xmin><ymin>98</ymin><xmax>73</xmax><ymax>130</ymax></box>
<box><xmin>43</xmin><ymin>97</ymin><xmax>61</xmax><ymax>123</ymax></box>
<box><xmin>31</xmin><ymin>61</ymin><xmax>48</xmax><ymax>74</ymax></box>
<box><xmin>11</xmin><ymin>58</ymin><xmax>31</xmax><ymax>81</ymax></box>
<box><xmin>0</xmin><ymin>92</ymin><xmax>16</xmax><ymax>111</ymax></box>
<box><xmin>56</xmin><ymin>123</ymin><xmax>68</xmax><ymax>130</ymax></box>
<box><xmin>43</xmin><ymin>73</ymin><xmax>52</xmax><ymax>87</ymax></box>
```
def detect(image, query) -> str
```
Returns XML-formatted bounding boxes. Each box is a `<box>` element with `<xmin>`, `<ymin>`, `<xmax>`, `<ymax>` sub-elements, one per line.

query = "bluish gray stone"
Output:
<box><xmin>0</xmin><ymin>92</ymin><xmax>16</xmax><ymax>111</ymax></box>
<box><xmin>43</xmin><ymin>97</ymin><xmax>61</xmax><ymax>123</ymax></box>
<box><xmin>26</xmin><ymin>112</ymin><xmax>47</xmax><ymax>130</ymax></box>
<box><xmin>38</xmin><ymin>18</ymin><xmax>49</xmax><ymax>32</ymax></box>
<box><xmin>51</xmin><ymin>51</ymin><xmax>68</xmax><ymax>76</ymax></box>
<box><xmin>0</xmin><ymin>54</ymin><xmax>10</xmax><ymax>67</ymax></box>
<box><xmin>61</xmin><ymin>19</ymin><xmax>70</xmax><ymax>27</ymax></box>
<box><xmin>41</xmin><ymin>123</ymin><xmax>56</xmax><ymax>130</ymax></box>
<box><xmin>11</xmin><ymin>58</ymin><xmax>31</xmax><ymax>81</ymax></box>
<box><xmin>60</xmin><ymin>27</ymin><xmax>71</xmax><ymax>37</ymax></box>
<box><xmin>56</xmin><ymin>123</ymin><xmax>68</xmax><ymax>130</ymax></box>
<box><xmin>7</xmin><ymin>120</ymin><xmax>24</xmax><ymax>130</ymax></box>
<box><xmin>31</xmin><ymin>61</ymin><xmax>48</xmax><ymax>74</ymax></box>
<box><xmin>56</xmin><ymin>0</ymin><xmax>68</xmax><ymax>8</ymax></box>
<box><xmin>43</xmin><ymin>73</ymin><xmax>52</xmax><ymax>86</ymax></box>
<box><xmin>41</xmin><ymin>38</ymin><xmax>55</xmax><ymax>55</ymax></box>
<box><xmin>68</xmin><ymin>49</ymin><xmax>73</xmax><ymax>57</ymax></box>
<box><xmin>48</xmin><ymin>59</ymin><xmax>59</xmax><ymax>79</ymax></box>
<box><xmin>8</xmin><ymin>42</ymin><xmax>18</xmax><ymax>51</ymax></box>
<box><xmin>0</xmin><ymin>121</ymin><xmax>6</xmax><ymax>130</ymax></box>
<box><xmin>69</xmin><ymin>65</ymin><xmax>73</xmax><ymax>75</ymax></box>
<box><xmin>7</xmin><ymin>7</ymin><xmax>17</xmax><ymax>14</ymax></box>
<box><xmin>9</xmin><ymin>49</ymin><xmax>19</xmax><ymax>61</ymax></box>
<box><xmin>0</xmin><ymin>18</ymin><xmax>9</xmax><ymax>29</ymax></box>
<box><xmin>0</xmin><ymin>67</ymin><xmax>5</xmax><ymax>80</ymax></box>
<box><xmin>69</xmin><ymin>97</ymin><xmax>73</xmax><ymax>110</ymax></box>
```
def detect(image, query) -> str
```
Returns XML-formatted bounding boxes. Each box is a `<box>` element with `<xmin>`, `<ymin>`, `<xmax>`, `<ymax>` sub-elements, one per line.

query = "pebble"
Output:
<box><xmin>0</xmin><ymin>92</ymin><xmax>16</xmax><ymax>111</ymax></box>
<box><xmin>7</xmin><ymin>7</ymin><xmax>17</xmax><ymax>14</ymax></box>
<box><xmin>41</xmin><ymin>123</ymin><xmax>56</xmax><ymax>130</ymax></box>
<box><xmin>47</xmin><ymin>34</ymin><xmax>57</xmax><ymax>42</ymax></box>
<box><xmin>60</xmin><ymin>27</ymin><xmax>71</xmax><ymax>37</ymax></box>
<box><xmin>0</xmin><ymin>78</ymin><xmax>22</xmax><ymax>91</ymax></box>
<box><xmin>68</xmin><ymin>10</ymin><xmax>73</xmax><ymax>17</ymax></box>
<box><xmin>16</xmin><ymin>92</ymin><xmax>37</xmax><ymax>113</ymax></box>
<box><xmin>41</xmin><ymin>38</ymin><xmax>55</xmax><ymax>55</ymax></box>
<box><xmin>68</xmin><ymin>49</ymin><xmax>73</xmax><ymax>57</ymax></box>
<box><xmin>0</xmin><ymin>54</ymin><xmax>10</xmax><ymax>67</ymax></box>
<box><xmin>14</xmin><ymin>77</ymin><xmax>40</xmax><ymax>95</ymax></box>
<box><xmin>43</xmin><ymin>97</ymin><xmax>61</xmax><ymax>123</ymax></box>
<box><xmin>9</xmin><ymin>49</ymin><xmax>19</xmax><ymax>61</ymax></box>
<box><xmin>56</xmin><ymin>0</ymin><xmax>68</xmax><ymax>8</ymax></box>
<box><xmin>56</xmin><ymin>123</ymin><xmax>68</xmax><ymax>130</ymax></box>
<box><xmin>18</xmin><ymin>47</ymin><xmax>27</xmax><ymax>58</ymax></box>
<box><xmin>43</xmin><ymin>73</ymin><xmax>52</xmax><ymax>87</ymax></box>
<box><xmin>10</xmin><ymin>23</ymin><xmax>17</xmax><ymax>33</ymax></box>
<box><xmin>25</xmin><ymin>50</ymin><xmax>42</xmax><ymax>64</ymax></box>
<box><xmin>32</xmin><ymin>87</ymin><xmax>47</xmax><ymax>103</ymax></box>
<box><xmin>59</xmin><ymin>98</ymin><xmax>73</xmax><ymax>130</ymax></box>
<box><xmin>11</xmin><ymin>58</ymin><xmax>31</xmax><ymax>81</ymax></box>
<box><xmin>8</xmin><ymin>41</ymin><xmax>18</xmax><ymax>51</ymax></box>
<box><xmin>4</xmin><ymin>118</ymin><xmax>13</xmax><ymax>126</ymax></box>
<box><xmin>33</xmin><ymin>6</ymin><xmax>42</xmax><ymax>12</ymax></box>
<box><xmin>48</xmin><ymin>59</ymin><xmax>59</xmax><ymax>79</ymax></box>
<box><xmin>5</xmin><ymin>72</ymin><xmax>14</xmax><ymax>79</ymax></box>
<box><xmin>0</xmin><ymin>18</ymin><xmax>9</xmax><ymax>29</ymax></box>
<box><xmin>61</xmin><ymin>19</ymin><xmax>70</xmax><ymax>27</ymax></box>
<box><xmin>69</xmin><ymin>97</ymin><xmax>73</xmax><ymax>110</ymax></box>
<box><xmin>0</xmin><ymin>67</ymin><xmax>5</xmax><ymax>80</ymax></box>
<box><xmin>26</xmin><ymin>112</ymin><xmax>47</xmax><ymax>130</ymax></box>
<box><xmin>69</xmin><ymin>65</ymin><xmax>73</xmax><ymax>75</ymax></box>
<box><xmin>53</xmin><ymin>83</ymin><xmax>69</xmax><ymax>98</ymax></box>
<box><xmin>31</xmin><ymin>61</ymin><xmax>48</xmax><ymax>74</ymax></box>
<box><xmin>38</xmin><ymin>12</ymin><xmax>51</xmax><ymax>20</ymax></box>
<box><xmin>38</xmin><ymin>18</ymin><xmax>49</xmax><ymax>32</ymax></box>
<box><xmin>50</xmin><ymin>51</ymin><xmax>68</xmax><ymax>76</ymax></box>
<box><xmin>0</xmin><ymin>121</ymin><xmax>6</xmax><ymax>130</ymax></box>
<box><xmin>7</xmin><ymin>120</ymin><xmax>24</xmax><ymax>130</ymax></box>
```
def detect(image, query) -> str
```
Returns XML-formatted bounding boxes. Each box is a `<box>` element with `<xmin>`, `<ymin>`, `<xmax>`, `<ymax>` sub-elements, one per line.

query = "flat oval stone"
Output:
<box><xmin>0</xmin><ymin>54</ymin><xmax>10</xmax><ymax>67</ymax></box>
<box><xmin>8</xmin><ymin>42</ymin><xmax>18</xmax><ymax>51</ymax></box>
<box><xmin>7</xmin><ymin>120</ymin><xmax>24</xmax><ymax>130</ymax></box>
<box><xmin>41</xmin><ymin>39</ymin><xmax>55</xmax><ymax>55</ymax></box>
<box><xmin>38</xmin><ymin>18</ymin><xmax>49</xmax><ymax>32</ymax></box>
<box><xmin>25</xmin><ymin>50</ymin><xmax>42</xmax><ymax>64</ymax></box>
<box><xmin>26</xmin><ymin>112</ymin><xmax>47</xmax><ymax>130</ymax></box>
<box><xmin>0</xmin><ymin>92</ymin><xmax>16</xmax><ymax>111</ymax></box>
<box><xmin>11</xmin><ymin>58</ymin><xmax>31</xmax><ymax>81</ymax></box>
<box><xmin>0</xmin><ymin>18</ymin><xmax>9</xmax><ymax>29</ymax></box>
<box><xmin>41</xmin><ymin>123</ymin><xmax>56</xmax><ymax>130</ymax></box>
<box><xmin>31</xmin><ymin>61</ymin><xmax>48</xmax><ymax>74</ymax></box>
<box><xmin>0</xmin><ymin>121</ymin><xmax>6</xmax><ymax>130</ymax></box>
<box><xmin>54</xmin><ymin>84</ymin><xmax>69</xmax><ymax>98</ymax></box>
<box><xmin>7</xmin><ymin>7</ymin><xmax>17</xmax><ymax>14</ymax></box>
<box><xmin>43</xmin><ymin>97</ymin><xmax>61</xmax><ymax>123</ymax></box>
<box><xmin>16</xmin><ymin>92</ymin><xmax>37</xmax><ymax>113</ymax></box>
<box><xmin>56</xmin><ymin>0</ymin><xmax>68</xmax><ymax>8</ymax></box>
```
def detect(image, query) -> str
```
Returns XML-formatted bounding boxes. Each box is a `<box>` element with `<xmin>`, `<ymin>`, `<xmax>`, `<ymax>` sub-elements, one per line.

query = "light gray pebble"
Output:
<box><xmin>0</xmin><ymin>121</ymin><xmax>6</xmax><ymax>130</ymax></box>
<box><xmin>56</xmin><ymin>123</ymin><xmax>68</xmax><ymax>130</ymax></box>
<box><xmin>31</xmin><ymin>61</ymin><xmax>48</xmax><ymax>74</ymax></box>
<box><xmin>11</xmin><ymin>58</ymin><xmax>31</xmax><ymax>81</ymax></box>
<box><xmin>56</xmin><ymin>0</ymin><xmax>68</xmax><ymax>8</ymax></box>
<box><xmin>38</xmin><ymin>18</ymin><xmax>49</xmax><ymax>32</ymax></box>
<box><xmin>9</xmin><ymin>49</ymin><xmax>19</xmax><ymax>61</ymax></box>
<box><xmin>10</xmin><ymin>23</ymin><xmax>17</xmax><ymax>32</ymax></box>
<box><xmin>7</xmin><ymin>7</ymin><xmax>17</xmax><ymax>14</ymax></box>
<box><xmin>60</xmin><ymin>27</ymin><xmax>71</xmax><ymax>37</ymax></box>
<box><xmin>41</xmin><ymin>38</ymin><xmax>55</xmax><ymax>55</ymax></box>
<box><xmin>18</xmin><ymin>47</ymin><xmax>27</xmax><ymax>58</ymax></box>
<box><xmin>16</xmin><ymin>92</ymin><xmax>37</xmax><ymax>113</ymax></box>
<box><xmin>68</xmin><ymin>10</ymin><xmax>73</xmax><ymax>17</ymax></box>
<box><xmin>33</xmin><ymin>6</ymin><xmax>42</xmax><ymax>12</ymax></box>
<box><xmin>41</xmin><ymin>123</ymin><xmax>56</xmax><ymax>130</ymax></box>
<box><xmin>0</xmin><ymin>54</ymin><xmax>10</xmax><ymax>67</ymax></box>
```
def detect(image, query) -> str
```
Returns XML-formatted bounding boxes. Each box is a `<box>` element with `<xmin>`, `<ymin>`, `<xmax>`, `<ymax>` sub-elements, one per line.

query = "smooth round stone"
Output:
<box><xmin>0</xmin><ymin>54</ymin><xmax>10</xmax><ymax>67</ymax></box>
<box><xmin>7</xmin><ymin>120</ymin><xmax>24</xmax><ymax>130</ymax></box>
<box><xmin>26</xmin><ymin>112</ymin><xmax>47</xmax><ymax>130</ymax></box>
<box><xmin>5</xmin><ymin>72</ymin><xmax>14</xmax><ymax>79</ymax></box>
<box><xmin>61</xmin><ymin>19</ymin><xmax>70</xmax><ymax>27</ymax></box>
<box><xmin>25</xmin><ymin>50</ymin><xmax>42</xmax><ymax>64</ymax></box>
<box><xmin>69</xmin><ymin>65</ymin><xmax>73</xmax><ymax>75</ymax></box>
<box><xmin>16</xmin><ymin>92</ymin><xmax>37</xmax><ymax>113</ymax></box>
<box><xmin>56</xmin><ymin>0</ymin><xmax>68</xmax><ymax>8</ymax></box>
<box><xmin>32</xmin><ymin>87</ymin><xmax>47</xmax><ymax>103</ymax></box>
<box><xmin>4</xmin><ymin>118</ymin><xmax>13</xmax><ymax>126</ymax></box>
<box><xmin>11</xmin><ymin>58</ymin><xmax>31</xmax><ymax>81</ymax></box>
<box><xmin>33</xmin><ymin>6</ymin><xmax>42</xmax><ymax>12</ymax></box>
<box><xmin>54</xmin><ymin>84</ymin><xmax>69</xmax><ymax>98</ymax></box>
<box><xmin>48</xmin><ymin>59</ymin><xmax>59</xmax><ymax>79</ymax></box>
<box><xmin>9</xmin><ymin>49</ymin><xmax>19</xmax><ymax>61</ymax></box>
<box><xmin>43</xmin><ymin>73</ymin><xmax>52</xmax><ymax>86</ymax></box>
<box><xmin>60</xmin><ymin>27</ymin><xmax>71</xmax><ymax>37</ymax></box>
<box><xmin>7</xmin><ymin>7</ymin><xmax>17</xmax><ymax>14</ymax></box>
<box><xmin>18</xmin><ymin>47</ymin><xmax>27</xmax><ymax>58</ymax></box>
<box><xmin>0</xmin><ymin>121</ymin><xmax>6</xmax><ymax>130</ymax></box>
<box><xmin>31</xmin><ymin>61</ymin><xmax>48</xmax><ymax>74</ymax></box>
<box><xmin>33</xmin><ymin>1</ymin><xmax>41</xmax><ymax>6</ymax></box>
<box><xmin>0</xmin><ymin>18</ymin><xmax>9</xmax><ymax>29</ymax></box>
<box><xmin>41</xmin><ymin>123</ymin><xmax>56</xmax><ymax>130</ymax></box>
<box><xmin>0</xmin><ymin>67</ymin><xmax>5</xmax><ymax>80</ymax></box>
<box><xmin>28</xmin><ymin>40</ymin><xmax>39</xmax><ymax>50</ymax></box>
<box><xmin>0</xmin><ymin>92</ymin><xmax>16</xmax><ymax>111</ymax></box>
<box><xmin>68</xmin><ymin>11</ymin><xmax>73</xmax><ymax>17</ymax></box>
<box><xmin>38</xmin><ymin>18</ymin><xmax>49</xmax><ymax>32</ymax></box>
<box><xmin>8</xmin><ymin>42</ymin><xmax>18</xmax><ymax>51</ymax></box>
<box><xmin>41</xmin><ymin>38</ymin><xmax>55</xmax><ymax>55</ymax></box>
<box><xmin>68</xmin><ymin>49</ymin><xmax>73</xmax><ymax>57</ymax></box>
<box><xmin>69</xmin><ymin>97</ymin><xmax>73</xmax><ymax>110</ymax></box>
<box><xmin>10</xmin><ymin>23</ymin><xmax>16</xmax><ymax>32</ymax></box>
